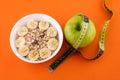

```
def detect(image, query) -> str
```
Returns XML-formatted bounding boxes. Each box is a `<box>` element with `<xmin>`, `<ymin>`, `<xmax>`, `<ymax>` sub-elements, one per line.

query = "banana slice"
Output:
<box><xmin>46</xmin><ymin>27</ymin><xmax>57</xmax><ymax>37</ymax></box>
<box><xmin>39</xmin><ymin>47</ymin><xmax>51</xmax><ymax>59</ymax></box>
<box><xmin>28</xmin><ymin>50</ymin><xmax>39</xmax><ymax>61</ymax></box>
<box><xmin>17</xmin><ymin>26</ymin><xmax>28</xmax><ymax>36</ymax></box>
<box><xmin>47</xmin><ymin>38</ymin><xmax>58</xmax><ymax>50</ymax></box>
<box><xmin>18</xmin><ymin>45</ymin><xmax>29</xmax><ymax>56</ymax></box>
<box><xmin>27</xmin><ymin>20</ymin><xmax>38</xmax><ymax>29</ymax></box>
<box><xmin>15</xmin><ymin>37</ymin><xmax>25</xmax><ymax>47</ymax></box>
<box><xmin>39</xmin><ymin>21</ymin><xmax>49</xmax><ymax>31</ymax></box>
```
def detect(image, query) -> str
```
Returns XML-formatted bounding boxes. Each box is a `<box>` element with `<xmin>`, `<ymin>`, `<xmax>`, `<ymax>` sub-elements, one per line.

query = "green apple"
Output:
<box><xmin>64</xmin><ymin>14</ymin><xmax>96</xmax><ymax>48</ymax></box>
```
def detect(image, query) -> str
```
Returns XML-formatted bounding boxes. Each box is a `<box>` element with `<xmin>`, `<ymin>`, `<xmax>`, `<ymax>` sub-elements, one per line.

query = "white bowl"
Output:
<box><xmin>10</xmin><ymin>13</ymin><xmax>63</xmax><ymax>63</ymax></box>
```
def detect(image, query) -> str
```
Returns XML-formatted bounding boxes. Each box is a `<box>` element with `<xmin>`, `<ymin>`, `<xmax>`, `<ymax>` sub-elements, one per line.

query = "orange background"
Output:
<box><xmin>0</xmin><ymin>0</ymin><xmax>120</xmax><ymax>80</ymax></box>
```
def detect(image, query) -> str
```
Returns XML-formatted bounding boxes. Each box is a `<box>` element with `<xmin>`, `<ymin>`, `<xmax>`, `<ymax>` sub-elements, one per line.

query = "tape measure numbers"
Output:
<box><xmin>48</xmin><ymin>0</ymin><xmax>113</xmax><ymax>72</ymax></box>
<box><xmin>73</xmin><ymin>15</ymin><xmax>89</xmax><ymax>49</ymax></box>
<box><xmin>48</xmin><ymin>16</ymin><xmax>89</xmax><ymax>72</ymax></box>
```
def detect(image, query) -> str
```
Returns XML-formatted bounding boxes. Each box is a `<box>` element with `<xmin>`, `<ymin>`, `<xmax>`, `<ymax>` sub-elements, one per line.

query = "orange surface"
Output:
<box><xmin>0</xmin><ymin>0</ymin><xmax>120</xmax><ymax>80</ymax></box>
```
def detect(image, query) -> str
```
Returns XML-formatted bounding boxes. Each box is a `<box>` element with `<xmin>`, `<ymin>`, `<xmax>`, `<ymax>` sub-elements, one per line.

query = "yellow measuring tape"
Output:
<box><xmin>48</xmin><ymin>0</ymin><xmax>113</xmax><ymax>72</ymax></box>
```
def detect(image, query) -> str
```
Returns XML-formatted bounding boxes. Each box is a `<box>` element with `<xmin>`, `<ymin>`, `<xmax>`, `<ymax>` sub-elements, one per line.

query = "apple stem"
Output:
<box><xmin>76</xmin><ymin>24</ymin><xmax>81</xmax><ymax>31</ymax></box>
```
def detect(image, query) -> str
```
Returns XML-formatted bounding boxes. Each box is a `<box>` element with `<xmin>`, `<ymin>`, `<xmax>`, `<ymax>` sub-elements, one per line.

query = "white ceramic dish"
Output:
<box><xmin>10</xmin><ymin>13</ymin><xmax>63</xmax><ymax>63</ymax></box>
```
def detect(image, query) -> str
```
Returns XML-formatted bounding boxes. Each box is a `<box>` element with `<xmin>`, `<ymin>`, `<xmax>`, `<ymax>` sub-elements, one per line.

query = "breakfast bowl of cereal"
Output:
<box><xmin>10</xmin><ymin>14</ymin><xmax>63</xmax><ymax>63</ymax></box>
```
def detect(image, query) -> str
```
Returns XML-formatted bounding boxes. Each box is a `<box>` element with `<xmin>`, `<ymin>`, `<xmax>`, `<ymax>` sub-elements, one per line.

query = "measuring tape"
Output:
<box><xmin>48</xmin><ymin>0</ymin><xmax>113</xmax><ymax>72</ymax></box>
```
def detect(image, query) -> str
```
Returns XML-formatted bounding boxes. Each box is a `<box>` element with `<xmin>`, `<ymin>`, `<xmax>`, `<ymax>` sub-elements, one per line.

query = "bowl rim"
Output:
<box><xmin>10</xmin><ymin>13</ymin><xmax>63</xmax><ymax>63</ymax></box>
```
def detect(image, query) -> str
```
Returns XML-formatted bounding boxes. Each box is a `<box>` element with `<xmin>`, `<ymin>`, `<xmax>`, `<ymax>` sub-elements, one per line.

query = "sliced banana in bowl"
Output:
<box><xmin>28</xmin><ymin>50</ymin><xmax>39</xmax><ymax>61</ymax></box>
<box><xmin>15</xmin><ymin>37</ymin><xmax>25</xmax><ymax>48</ymax></box>
<box><xmin>47</xmin><ymin>38</ymin><xmax>59</xmax><ymax>50</ymax></box>
<box><xmin>47</xmin><ymin>27</ymin><xmax>58</xmax><ymax>37</ymax></box>
<box><xmin>17</xmin><ymin>26</ymin><xmax>28</xmax><ymax>36</ymax></box>
<box><xmin>27</xmin><ymin>20</ymin><xmax>38</xmax><ymax>29</ymax></box>
<box><xmin>39</xmin><ymin>47</ymin><xmax>52</xmax><ymax>59</ymax></box>
<box><xmin>10</xmin><ymin>13</ymin><xmax>63</xmax><ymax>63</ymax></box>
<box><xmin>18</xmin><ymin>45</ymin><xmax>29</xmax><ymax>57</ymax></box>
<box><xmin>39</xmin><ymin>21</ymin><xmax>49</xmax><ymax>31</ymax></box>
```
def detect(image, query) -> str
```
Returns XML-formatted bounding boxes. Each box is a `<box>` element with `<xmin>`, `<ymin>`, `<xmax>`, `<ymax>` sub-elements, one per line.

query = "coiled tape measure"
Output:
<box><xmin>48</xmin><ymin>0</ymin><xmax>113</xmax><ymax>72</ymax></box>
